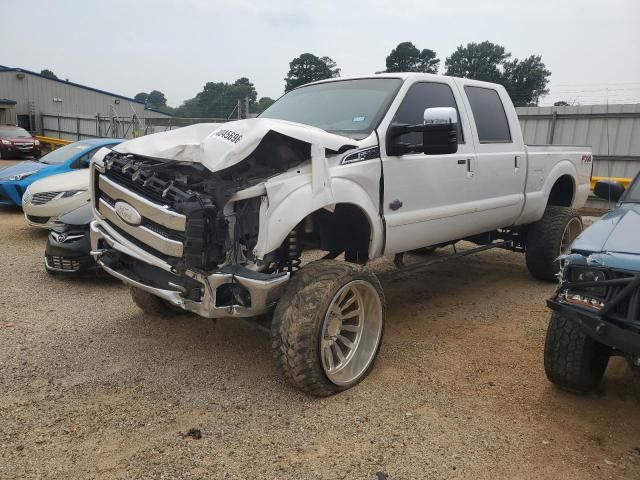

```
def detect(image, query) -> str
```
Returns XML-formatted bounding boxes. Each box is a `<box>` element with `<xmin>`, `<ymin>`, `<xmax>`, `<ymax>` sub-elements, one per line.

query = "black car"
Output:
<box><xmin>45</xmin><ymin>203</ymin><xmax>97</xmax><ymax>274</ymax></box>
<box><xmin>544</xmin><ymin>173</ymin><xmax>640</xmax><ymax>393</ymax></box>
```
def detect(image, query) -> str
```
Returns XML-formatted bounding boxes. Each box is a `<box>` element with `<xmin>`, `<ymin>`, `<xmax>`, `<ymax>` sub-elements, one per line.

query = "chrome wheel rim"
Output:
<box><xmin>560</xmin><ymin>217</ymin><xmax>583</xmax><ymax>254</ymax></box>
<box><xmin>320</xmin><ymin>280</ymin><xmax>383</xmax><ymax>386</ymax></box>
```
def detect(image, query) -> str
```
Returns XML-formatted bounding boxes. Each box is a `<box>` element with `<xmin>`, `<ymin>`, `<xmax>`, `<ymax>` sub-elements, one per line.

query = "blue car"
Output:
<box><xmin>0</xmin><ymin>138</ymin><xmax>123</xmax><ymax>207</ymax></box>
<box><xmin>545</xmin><ymin>173</ymin><xmax>640</xmax><ymax>394</ymax></box>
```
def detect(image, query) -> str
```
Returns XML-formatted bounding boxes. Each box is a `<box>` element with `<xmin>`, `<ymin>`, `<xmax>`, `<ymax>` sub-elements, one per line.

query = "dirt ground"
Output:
<box><xmin>1</xmin><ymin>202</ymin><xmax>639</xmax><ymax>479</ymax></box>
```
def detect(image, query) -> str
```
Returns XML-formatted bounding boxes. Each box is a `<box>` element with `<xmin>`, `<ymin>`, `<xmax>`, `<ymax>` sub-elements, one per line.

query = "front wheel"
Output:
<box><xmin>526</xmin><ymin>206</ymin><xmax>583</xmax><ymax>282</ymax></box>
<box><xmin>271</xmin><ymin>260</ymin><xmax>385</xmax><ymax>396</ymax></box>
<box><xmin>544</xmin><ymin>311</ymin><xmax>609</xmax><ymax>394</ymax></box>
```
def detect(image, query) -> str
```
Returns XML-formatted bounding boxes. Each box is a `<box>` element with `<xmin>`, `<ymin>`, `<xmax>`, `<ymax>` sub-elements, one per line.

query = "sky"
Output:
<box><xmin>2</xmin><ymin>0</ymin><xmax>639</xmax><ymax>108</ymax></box>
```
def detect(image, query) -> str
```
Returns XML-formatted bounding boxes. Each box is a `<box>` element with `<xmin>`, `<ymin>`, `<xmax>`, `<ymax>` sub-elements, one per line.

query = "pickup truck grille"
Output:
<box><xmin>95</xmin><ymin>171</ymin><xmax>187</xmax><ymax>259</ymax></box>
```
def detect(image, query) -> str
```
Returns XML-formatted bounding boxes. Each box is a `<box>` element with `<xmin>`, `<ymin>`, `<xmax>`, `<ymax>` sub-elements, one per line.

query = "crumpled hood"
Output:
<box><xmin>113</xmin><ymin>118</ymin><xmax>358</xmax><ymax>209</ymax></box>
<box><xmin>27</xmin><ymin>168</ymin><xmax>89</xmax><ymax>193</ymax></box>
<box><xmin>572</xmin><ymin>203</ymin><xmax>640</xmax><ymax>255</ymax></box>
<box><xmin>0</xmin><ymin>161</ymin><xmax>49</xmax><ymax>180</ymax></box>
<box><xmin>113</xmin><ymin>118</ymin><xmax>356</xmax><ymax>171</ymax></box>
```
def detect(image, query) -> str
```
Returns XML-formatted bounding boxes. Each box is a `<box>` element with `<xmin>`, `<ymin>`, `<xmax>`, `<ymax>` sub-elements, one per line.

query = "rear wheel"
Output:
<box><xmin>130</xmin><ymin>287</ymin><xmax>185</xmax><ymax>318</ymax></box>
<box><xmin>526</xmin><ymin>206</ymin><xmax>583</xmax><ymax>282</ymax></box>
<box><xmin>544</xmin><ymin>311</ymin><xmax>609</xmax><ymax>394</ymax></box>
<box><xmin>271</xmin><ymin>260</ymin><xmax>385</xmax><ymax>396</ymax></box>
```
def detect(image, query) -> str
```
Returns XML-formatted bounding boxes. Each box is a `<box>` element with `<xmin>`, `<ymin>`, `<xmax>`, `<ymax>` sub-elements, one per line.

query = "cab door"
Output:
<box><xmin>457</xmin><ymin>83</ymin><xmax>526</xmax><ymax>229</ymax></box>
<box><xmin>379</xmin><ymin>80</ymin><xmax>481</xmax><ymax>254</ymax></box>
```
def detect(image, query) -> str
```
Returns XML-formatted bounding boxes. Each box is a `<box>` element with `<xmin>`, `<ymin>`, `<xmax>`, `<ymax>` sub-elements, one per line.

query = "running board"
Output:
<box><xmin>382</xmin><ymin>240</ymin><xmax>514</xmax><ymax>279</ymax></box>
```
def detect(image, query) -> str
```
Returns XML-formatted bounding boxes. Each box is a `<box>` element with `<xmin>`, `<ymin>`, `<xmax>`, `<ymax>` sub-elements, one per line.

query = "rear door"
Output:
<box><xmin>380</xmin><ymin>79</ymin><xmax>481</xmax><ymax>254</ymax></box>
<box><xmin>458</xmin><ymin>83</ymin><xmax>526</xmax><ymax>229</ymax></box>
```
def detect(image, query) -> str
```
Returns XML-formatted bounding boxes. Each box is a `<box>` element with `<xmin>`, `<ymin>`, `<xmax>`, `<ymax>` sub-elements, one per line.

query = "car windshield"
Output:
<box><xmin>260</xmin><ymin>78</ymin><xmax>402</xmax><ymax>139</ymax></box>
<box><xmin>0</xmin><ymin>127</ymin><xmax>31</xmax><ymax>138</ymax></box>
<box><xmin>623</xmin><ymin>175</ymin><xmax>640</xmax><ymax>203</ymax></box>
<box><xmin>39</xmin><ymin>142</ymin><xmax>95</xmax><ymax>165</ymax></box>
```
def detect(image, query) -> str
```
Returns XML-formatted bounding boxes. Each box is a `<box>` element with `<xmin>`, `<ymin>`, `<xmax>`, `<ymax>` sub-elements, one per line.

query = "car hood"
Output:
<box><xmin>571</xmin><ymin>203</ymin><xmax>640</xmax><ymax>255</ymax></box>
<box><xmin>5</xmin><ymin>136</ymin><xmax>34</xmax><ymax>143</ymax></box>
<box><xmin>28</xmin><ymin>168</ymin><xmax>88</xmax><ymax>193</ymax></box>
<box><xmin>111</xmin><ymin>118</ymin><xmax>360</xmax><ymax>210</ymax></box>
<box><xmin>0</xmin><ymin>160</ymin><xmax>48</xmax><ymax>180</ymax></box>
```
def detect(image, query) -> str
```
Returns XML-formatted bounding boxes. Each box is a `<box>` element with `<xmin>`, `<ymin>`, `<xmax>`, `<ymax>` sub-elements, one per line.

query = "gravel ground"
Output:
<box><xmin>1</xmin><ymin>202</ymin><xmax>639</xmax><ymax>479</ymax></box>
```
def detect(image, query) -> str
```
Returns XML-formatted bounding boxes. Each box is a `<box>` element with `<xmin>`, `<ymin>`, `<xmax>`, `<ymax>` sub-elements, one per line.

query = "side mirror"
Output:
<box><xmin>422</xmin><ymin>107</ymin><xmax>458</xmax><ymax>155</ymax></box>
<box><xmin>593</xmin><ymin>180</ymin><xmax>625</xmax><ymax>202</ymax></box>
<box><xmin>386</xmin><ymin>107</ymin><xmax>458</xmax><ymax>156</ymax></box>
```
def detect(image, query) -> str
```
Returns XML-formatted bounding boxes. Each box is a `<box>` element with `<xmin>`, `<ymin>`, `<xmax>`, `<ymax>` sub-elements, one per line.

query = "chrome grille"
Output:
<box><xmin>31</xmin><ymin>191</ymin><xmax>60</xmax><ymax>205</ymax></box>
<box><xmin>96</xmin><ymin>174</ymin><xmax>186</xmax><ymax>258</ymax></box>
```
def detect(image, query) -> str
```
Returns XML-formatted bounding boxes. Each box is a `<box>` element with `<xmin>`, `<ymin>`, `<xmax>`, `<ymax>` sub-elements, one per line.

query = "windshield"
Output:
<box><xmin>0</xmin><ymin>127</ymin><xmax>31</xmax><ymax>138</ymax></box>
<box><xmin>623</xmin><ymin>174</ymin><xmax>640</xmax><ymax>203</ymax></box>
<box><xmin>260</xmin><ymin>78</ymin><xmax>402</xmax><ymax>138</ymax></box>
<box><xmin>39</xmin><ymin>142</ymin><xmax>95</xmax><ymax>165</ymax></box>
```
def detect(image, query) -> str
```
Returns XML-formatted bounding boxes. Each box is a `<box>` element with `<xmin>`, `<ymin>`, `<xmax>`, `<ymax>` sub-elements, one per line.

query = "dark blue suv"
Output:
<box><xmin>545</xmin><ymin>173</ymin><xmax>640</xmax><ymax>394</ymax></box>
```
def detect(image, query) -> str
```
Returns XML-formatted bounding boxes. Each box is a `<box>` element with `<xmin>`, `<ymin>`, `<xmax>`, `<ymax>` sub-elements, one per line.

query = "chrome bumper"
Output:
<box><xmin>90</xmin><ymin>220</ymin><xmax>290</xmax><ymax>318</ymax></box>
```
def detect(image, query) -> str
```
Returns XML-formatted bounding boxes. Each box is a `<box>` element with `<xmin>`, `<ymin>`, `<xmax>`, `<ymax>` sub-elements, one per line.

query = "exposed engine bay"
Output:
<box><xmin>99</xmin><ymin>130</ymin><xmax>320</xmax><ymax>275</ymax></box>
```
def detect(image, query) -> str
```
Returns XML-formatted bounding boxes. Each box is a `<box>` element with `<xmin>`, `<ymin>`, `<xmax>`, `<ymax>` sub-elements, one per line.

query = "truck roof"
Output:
<box><xmin>303</xmin><ymin>72</ymin><xmax>505</xmax><ymax>91</ymax></box>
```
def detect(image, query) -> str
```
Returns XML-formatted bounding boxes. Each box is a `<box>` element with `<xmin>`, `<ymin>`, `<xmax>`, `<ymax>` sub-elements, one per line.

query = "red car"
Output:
<box><xmin>0</xmin><ymin>125</ymin><xmax>41</xmax><ymax>159</ymax></box>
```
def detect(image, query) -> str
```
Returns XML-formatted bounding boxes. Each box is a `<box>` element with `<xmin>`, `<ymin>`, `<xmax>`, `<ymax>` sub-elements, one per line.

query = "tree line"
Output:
<box><xmin>43</xmin><ymin>39</ymin><xmax>554</xmax><ymax>119</ymax></box>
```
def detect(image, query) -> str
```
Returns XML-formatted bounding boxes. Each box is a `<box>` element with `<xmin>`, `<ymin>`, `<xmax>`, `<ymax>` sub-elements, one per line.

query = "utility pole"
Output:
<box><xmin>237</xmin><ymin>99</ymin><xmax>241</xmax><ymax>120</ymax></box>
<box><xmin>244</xmin><ymin>97</ymin><xmax>250</xmax><ymax>119</ymax></box>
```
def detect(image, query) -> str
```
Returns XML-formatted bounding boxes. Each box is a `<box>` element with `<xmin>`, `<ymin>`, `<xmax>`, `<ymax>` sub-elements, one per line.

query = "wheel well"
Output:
<box><xmin>307</xmin><ymin>203</ymin><xmax>372</xmax><ymax>262</ymax></box>
<box><xmin>548</xmin><ymin>175</ymin><xmax>574</xmax><ymax>207</ymax></box>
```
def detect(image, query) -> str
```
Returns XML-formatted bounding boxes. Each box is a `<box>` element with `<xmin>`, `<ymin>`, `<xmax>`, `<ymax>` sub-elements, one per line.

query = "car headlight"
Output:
<box><xmin>1</xmin><ymin>139</ymin><xmax>12</xmax><ymax>146</ymax></box>
<box><xmin>59</xmin><ymin>190</ymin><xmax>86</xmax><ymax>199</ymax></box>
<box><xmin>5</xmin><ymin>170</ymin><xmax>39</xmax><ymax>181</ymax></box>
<box><xmin>34</xmin><ymin>139</ymin><xmax>40</xmax><ymax>146</ymax></box>
<box><xmin>569</xmin><ymin>268</ymin><xmax>607</xmax><ymax>298</ymax></box>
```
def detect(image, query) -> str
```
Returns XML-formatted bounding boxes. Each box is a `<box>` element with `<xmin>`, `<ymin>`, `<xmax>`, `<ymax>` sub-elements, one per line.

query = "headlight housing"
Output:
<box><xmin>5</xmin><ymin>170</ymin><xmax>39</xmax><ymax>181</ymax></box>
<box><xmin>59</xmin><ymin>190</ymin><xmax>86</xmax><ymax>199</ymax></box>
<box><xmin>1</xmin><ymin>139</ymin><xmax>12</xmax><ymax>146</ymax></box>
<box><xmin>34</xmin><ymin>139</ymin><xmax>40</xmax><ymax>146</ymax></box>
<box><xmin>569</xmin><ymin>267</ymin><xmax>607</xmax><ymax>298</ymax></box>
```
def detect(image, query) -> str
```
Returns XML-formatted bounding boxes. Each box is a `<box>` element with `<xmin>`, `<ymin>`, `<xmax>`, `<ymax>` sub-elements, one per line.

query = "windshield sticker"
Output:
<box><xmin>352</xmin><ymin>116</ymin><xmax>366</xmax><ymax>122</ymax></box>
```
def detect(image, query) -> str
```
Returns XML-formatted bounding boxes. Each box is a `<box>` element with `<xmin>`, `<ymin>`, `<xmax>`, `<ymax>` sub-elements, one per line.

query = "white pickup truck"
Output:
<box><xmin>89</xmin><ymin>73</ymin><xmax>592</xmax><ymax>395</ymax></box>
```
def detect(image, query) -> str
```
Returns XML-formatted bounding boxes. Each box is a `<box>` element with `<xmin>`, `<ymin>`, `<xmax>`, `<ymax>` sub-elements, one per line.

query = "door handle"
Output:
<box><xmin>514</xmin><ymin>155</ymin><xmax>520</xmax><ymax>168</ymax></box>
<box><xmin>457</xmin><ymin>159</ymin><xmax>466</xmax><ymax>165</ymax></box>
<box><xmin>466</xmin><ymin>158</ymin><xmax>474</xmax><ymax>178</ymax></box>
<box><xmin>389</xmin><ymin>199</ymin><xmax>403</xmax><ymax>211</ymax></box>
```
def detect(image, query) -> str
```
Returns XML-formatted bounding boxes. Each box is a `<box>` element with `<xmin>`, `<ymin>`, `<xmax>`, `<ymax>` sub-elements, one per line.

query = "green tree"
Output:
<box><xmin>176</xmin><ymin>78</ymin><xmax>259</xmax><ymax>118</ymax></box>
<box><xmin>256</xmin><ymin>97</ymin><xmax>276</xmax><ymax>113</ymax></box>
<box><xmin>385</xmin><ymin>42</ymin><xmax>439</xmax><ymax>73</ymax></box>
<box><xmin>445</xmin><ymin>41</ymin><xmax>510</xmax><ymax>83</ymax></box>
<box><xmin>284</xmin><ymin>53</ymin><xmax>340</xmax><ymax>92</ymax></box>
<box><xmin>134</xmin><ymin>92</ymin><xmax>149</xmax><ymax>103</ymax></box>
<box><xmin>40</xmin><ymin>69</ymin><xmax>58</xmax><ymax>79</ymax></box>
<box><xmin>445</xmin><ymin>41</ymin><xmax>551</xmax><ymax>106</ymax></box>
<box><xmin>554</xmin><ymin>100</ymin><xmax>570</xmax><ymax>107</ymax></box>
<box><xmin>147</xmin><ymin>90</ymin><xmax>167</xmax><ymax>109</ymax></box>
<box><xmin>501</xmin><ymin>56</ymin><xmax>550</xmax><ymax>106</ymax></box>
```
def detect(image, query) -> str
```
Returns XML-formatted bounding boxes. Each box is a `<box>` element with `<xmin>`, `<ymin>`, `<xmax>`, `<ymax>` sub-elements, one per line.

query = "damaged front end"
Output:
<box><xmin>548</xmin><ymin>253</ymin><xmax>640</xmax><ymax>356</ymax></box>
<box><xmin>89</xmin><ymin>122</ymin><xmax>341</xmax><ymax>318</ymax></box>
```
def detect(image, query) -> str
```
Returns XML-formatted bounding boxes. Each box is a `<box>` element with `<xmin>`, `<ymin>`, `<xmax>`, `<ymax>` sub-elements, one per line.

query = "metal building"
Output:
<box><xmin>0</xmin><ymin>65</ymin><xmax>170</xmax><ymax>137</ymax></box>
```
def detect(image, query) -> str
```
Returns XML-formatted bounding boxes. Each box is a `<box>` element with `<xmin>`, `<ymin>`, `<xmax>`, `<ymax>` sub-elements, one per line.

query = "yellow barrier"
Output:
<box><xmin>590</xmin><ymin>176</ymin><xmax>632</xmax><ymax>190</ymax></box>
<box><xmin>35</xmin><ymin>136</ymin><xmax>72</xmax><ymax>148</ymax></box>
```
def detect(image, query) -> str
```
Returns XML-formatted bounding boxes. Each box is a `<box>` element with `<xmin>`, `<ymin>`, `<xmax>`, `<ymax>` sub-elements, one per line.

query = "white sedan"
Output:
<box><xmin>22</xmin><ymin>169</ymin><xmax>91</xmax><ymax>229</ymax></box>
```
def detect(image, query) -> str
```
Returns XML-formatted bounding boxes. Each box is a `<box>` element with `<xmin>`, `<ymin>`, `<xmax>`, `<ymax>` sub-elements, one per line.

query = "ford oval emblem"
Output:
<box><xmin>114</xmin><ymin>201</ymin><xmax>142</xmax><ymax>226</ymax></box>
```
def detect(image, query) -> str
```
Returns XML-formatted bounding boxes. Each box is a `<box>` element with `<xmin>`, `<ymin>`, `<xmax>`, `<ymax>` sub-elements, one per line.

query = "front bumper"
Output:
<box><xmin>548</xmin><ymin>299</ymin><xmax>640</xmax><ymax>356</ymax></box>
<box><xmin>0</xmin><ymin>182</ymin><xmax>22</xmax><ymax>206</ymax></box>
<box><xmin>45</xmin><ymin>230</ymin><xmax>96</xmax><ymax>273</ymax></box>
<box><xmin>25</xmin><ymin>213</ymin><xmax>59</xmax><ymax>229</ymax></box>
<box><xmin>90</xmin><ymin>220</ymin><xmax>290</xmax><ymax>318</ymax></box>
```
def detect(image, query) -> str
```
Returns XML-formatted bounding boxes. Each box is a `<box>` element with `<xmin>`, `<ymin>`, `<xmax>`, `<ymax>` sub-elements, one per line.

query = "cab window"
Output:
<box><xmin>392</xmin><ymin>82</ymin><xmax>464</xmax><ymax>145</ymax></box>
